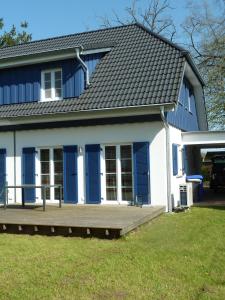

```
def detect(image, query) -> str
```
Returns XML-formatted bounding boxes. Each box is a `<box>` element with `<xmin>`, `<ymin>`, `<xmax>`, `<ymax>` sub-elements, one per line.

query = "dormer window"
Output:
<box><xmin>41</xmin><ymin>69</ymin><xmax>62</xmax><ymax>101</ymax></box>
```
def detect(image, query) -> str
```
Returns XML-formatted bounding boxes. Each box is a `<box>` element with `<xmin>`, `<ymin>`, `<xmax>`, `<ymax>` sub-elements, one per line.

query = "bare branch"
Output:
<box><xmin>98</xmin><ymin>0</ymin><xmax>176</xmax><ymax>40</ymax></box>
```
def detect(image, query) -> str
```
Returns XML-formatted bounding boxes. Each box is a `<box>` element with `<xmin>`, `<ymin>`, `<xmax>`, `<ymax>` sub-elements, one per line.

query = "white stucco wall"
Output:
<box><xmin>1</xmin><ymin>121</ymin><xmax>168</xmax><ymax>208</ymax></box>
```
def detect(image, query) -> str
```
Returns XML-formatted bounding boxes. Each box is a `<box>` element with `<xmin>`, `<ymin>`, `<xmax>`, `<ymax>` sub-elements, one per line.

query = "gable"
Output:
<box><xmin>166</xmin><ymin>77</ymin><xmax>199</xmax><ymax>131</ymax></box>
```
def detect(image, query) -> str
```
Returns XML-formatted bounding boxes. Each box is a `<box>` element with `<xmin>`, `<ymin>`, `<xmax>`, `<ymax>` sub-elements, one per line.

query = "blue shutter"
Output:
<box><xmin>172</xmin><ymin>144</ymin><xmax>178</xmax><ymax>176</ymax></box>
<box><xmin>133</xmin><ymin>142</ymin><xmax>150</xmax><ymax>204</ymax></box>
<box><xmin>85</xmin><ymin>144</ymin><xmax>101</xmax><ymax>204</ymax></box>
<box><xmin>22</xmin><ymin>147</ymin><xmax>36</xmax><ymax>203</ymax></box>
<box><xmin>0</xmin><ymin>149</ymin><xmax>6</xmax><ymax>203</ymax></box>
<box><xmin>63</xmin><ymin>145</ymin><xmax>78</xmax><ymax>203</ymax></box>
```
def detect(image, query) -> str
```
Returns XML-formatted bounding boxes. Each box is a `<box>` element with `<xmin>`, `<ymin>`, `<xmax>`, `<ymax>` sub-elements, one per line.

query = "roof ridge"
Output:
<box><xmin>135</xmin><ymin>22</ymin><xmax>188</xmax><ymax>53</ymax></box>
<box><xmin>0</xmin><ymin>23</ymin><xmax>136</xmax><ymax>52</ymax></box>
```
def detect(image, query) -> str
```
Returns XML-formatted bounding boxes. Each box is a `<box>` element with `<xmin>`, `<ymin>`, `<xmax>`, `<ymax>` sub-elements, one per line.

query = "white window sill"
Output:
<box><xmin>40</xmin><ymin>97</ymin><xmax>63</xmax><ymax>102</ymax></box>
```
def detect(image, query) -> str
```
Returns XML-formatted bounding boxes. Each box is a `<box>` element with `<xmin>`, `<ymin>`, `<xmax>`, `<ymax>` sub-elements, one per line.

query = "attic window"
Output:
<box><xmin>41</xmin><ymin>69</ymin><xmax>62</xmax><ymax>101</ymax></box>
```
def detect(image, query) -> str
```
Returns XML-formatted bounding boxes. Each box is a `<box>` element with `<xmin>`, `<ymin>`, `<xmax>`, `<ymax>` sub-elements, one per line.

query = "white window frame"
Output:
<box><xmin>101</xmin><ymin>144</ymin><xmax>134</xmax><ymax>205</ymax></box>
<box><xmin>41</xmin><ymin>68</ymin><xmax>62</xmax><ymax>101</ymax></box>
<box><xmin>35</xmin><ymin>147</ymin><xmax>63</xmax><ymax>203</ymax></box>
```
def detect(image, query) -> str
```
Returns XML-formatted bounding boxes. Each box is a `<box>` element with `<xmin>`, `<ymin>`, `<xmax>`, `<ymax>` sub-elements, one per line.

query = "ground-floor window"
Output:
<box><xmin>104</xmin><ymin>144</ymin><xmax>133</xmax><ymax>202</ymax></box>
<box><xmin>39</xmin><ymin>148</ymin><xmax>63</xmax><ymax>201</ymax></box>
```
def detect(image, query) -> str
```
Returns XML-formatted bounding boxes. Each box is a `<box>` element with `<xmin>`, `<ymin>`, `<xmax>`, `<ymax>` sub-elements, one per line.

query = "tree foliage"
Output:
<box><xmin>0</xmin><ymin>18</ymin><xmax>32</xmax><ymax>47</ymax></box>
<box><xmin>182</xmin><ymin>0</ymin><xmax>225</xmax><ymax>129</ymax></box>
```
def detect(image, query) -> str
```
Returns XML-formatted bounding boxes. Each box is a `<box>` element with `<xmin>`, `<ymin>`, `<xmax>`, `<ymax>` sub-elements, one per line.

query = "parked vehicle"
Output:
<box><xmin>210</xmin><ymin>156</ymin><xmax>225</xmax><ymax>191</ymax></box>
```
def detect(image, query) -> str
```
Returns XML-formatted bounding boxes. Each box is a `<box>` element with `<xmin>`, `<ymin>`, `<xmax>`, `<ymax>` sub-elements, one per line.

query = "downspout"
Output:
<box><xmin>13</xmin><ymin>130</ymin><xmax>16</xmax><ymax>203</ymax></box>
<box><xmin>160</xmin><ymin>106</ymin><xmax>172</xmax><ymax>212</ymax></box>
<box><xmin>75</xmin><ymin>47</ymin><xmax>90</xmax><ymax>88</ymax></box>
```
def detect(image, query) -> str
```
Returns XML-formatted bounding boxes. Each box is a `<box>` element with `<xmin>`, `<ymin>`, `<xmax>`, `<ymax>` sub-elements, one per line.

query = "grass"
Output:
<box><xmin>0</xmin><ymin>207</ymin><xmax>225</xmax><ymax>300</ymax></box>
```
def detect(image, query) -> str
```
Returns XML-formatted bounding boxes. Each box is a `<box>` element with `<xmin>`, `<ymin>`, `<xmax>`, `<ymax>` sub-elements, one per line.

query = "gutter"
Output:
<box><xmin>75</xmin><ymin>47</ymin><xmax>90</xmax><ymax>87</ymax></box>
<box><xmin>160</xmin><ymin>106</ymin><xmax>172</xmax><ymax>212</ymax></box>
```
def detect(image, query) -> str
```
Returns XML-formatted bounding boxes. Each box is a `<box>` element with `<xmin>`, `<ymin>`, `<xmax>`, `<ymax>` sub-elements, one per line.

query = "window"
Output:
<box><xmin>104</xmin><ymin>145</ymin><xmax>133</xmax><ymax>202</ymax></box>
<box><xmin>179</xmin><ymin>78</ymin><xmax>195</xmax><ymax>113</ymax></box>
<box><xmin>41</xmin><ymin>69</ymin><xmax>62</xmax><ymax>101</ymax></box>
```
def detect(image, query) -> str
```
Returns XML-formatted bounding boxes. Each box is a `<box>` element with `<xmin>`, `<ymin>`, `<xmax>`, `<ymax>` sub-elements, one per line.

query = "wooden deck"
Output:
<box><xmin>0</xmin><ymin>204</ymin><xmax>165</xmax><ymax>238</ymax></box>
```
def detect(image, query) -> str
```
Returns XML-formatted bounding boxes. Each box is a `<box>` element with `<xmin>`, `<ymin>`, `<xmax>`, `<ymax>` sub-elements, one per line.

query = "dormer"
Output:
<box><xmin>0</xmin><ymin>45</ymin><xmax>110</xmax><ymax>105</ymax></box>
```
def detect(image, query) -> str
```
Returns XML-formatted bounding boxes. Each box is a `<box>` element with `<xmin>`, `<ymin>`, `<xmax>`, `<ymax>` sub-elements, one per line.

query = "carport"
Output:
<box><xmin>182</xmin><ymin>131</ymin><xmax>225</xmax><ymax>204</ymax></box>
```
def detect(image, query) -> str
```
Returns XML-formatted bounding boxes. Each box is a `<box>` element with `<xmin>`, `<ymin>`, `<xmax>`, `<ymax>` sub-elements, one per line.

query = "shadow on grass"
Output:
<box><xmin>193</xmin><ymin>205</ymin><xmax>225</xmax><ymax>211</ymax></box>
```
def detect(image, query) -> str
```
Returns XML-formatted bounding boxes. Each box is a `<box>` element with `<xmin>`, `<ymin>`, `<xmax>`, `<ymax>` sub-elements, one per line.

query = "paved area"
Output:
<box><xmin>0</xmin><ymin>204</ymin><xmax>165</xmax><ymax>238</ymax></box>
<box><xmin>194</xmin><ymin>187</ymin><xmax>225</xmax><ymax>207</ymax></box>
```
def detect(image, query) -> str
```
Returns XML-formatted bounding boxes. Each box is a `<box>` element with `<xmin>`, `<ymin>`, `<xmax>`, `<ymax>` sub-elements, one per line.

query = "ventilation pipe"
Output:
<box><xmin>75</xmin><ymin>47</ymin><xmax>90</xmax><ymax>87</ymax></box>
<box><xmin>160</xmin><ymin>106</ymin><xmax>172</xmax><ymax>212</ymax></box>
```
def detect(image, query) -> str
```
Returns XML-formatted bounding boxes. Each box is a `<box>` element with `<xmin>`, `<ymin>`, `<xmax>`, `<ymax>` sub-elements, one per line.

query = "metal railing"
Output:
<box><xmin>2</xmin><ymin>184</ymin><xmax>63</xmax><ymax>211</ymax></box>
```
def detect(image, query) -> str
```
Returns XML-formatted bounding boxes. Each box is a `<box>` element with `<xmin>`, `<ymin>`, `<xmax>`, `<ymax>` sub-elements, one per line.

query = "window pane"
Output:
<box><xmin>45</xmin><ymin>89</ymin><xmax>51</xmax><ymax>99</ymax></box>
<box><xmin>55</xmin><ymin>70</ymin><xmax>62</xmax><ymax>99</ymax></box>
<box><xmin>106</xmin><ymin>174</ymin><xmax>117</xmax><ymax>187</ymax></box>
<box><xmin>55</xmin><ymin>79</ymin><xmax>61</xmax><ymax>89</ymax></box>
<box><xmin>54</xmin><ymin>174</ymin><xmax>63</xmax><ymax>185</ymax></box>
<box><xmin>106</xmin><ymin>160</ymin><xmax>116</xmax><ymax>173</ymax></box>
<box><xmin>41</xmin><ymin>162</ymin><xmax>50</xmax><ymax>174</ymax></box>
<box><xmin>121</xmin><ymin>173</ymin><xmax>132</xmax><ymax>187</ymax></box>
<box><xmin>121</xmin><ymin>159</ymin><xmax>132</xmax><ymax>172</ymax></box>
<box><xmin>44</xmin><ymin>72</ymin><xmax>51</xmax><ymax>82</ymax></box>
<box><xmin>54</xmin><ymin>187</ymin><xmax>62</xmax><ymax>200</ymax></box>
<box><xmin>54</xmin><ymin>149</ymin><xmax>62</xmax><ymax>161</ymax></box>
<box><xmin>41</xmin><ymin>175</ymin><xmax>50</xmax><ymax>185</ymax></box>
<box><xmin>54</xmin><ymin>162</ymin><xmax>63</xmax><ymax>173</ymax></box>
<box><xmin>121</xmin><ymin>145</ymin><xmax>131</xmax><ymax>159</ymax></box>
<box><xmin>122</xmin><ymin>188</ymin><xmax>133</xmax><ymax>201</ymax></box>
<box><xmin>106</xmin><ymin>188</ymin><xmax>117</xmax><ymax>201</ymax></box>
<box><xmin>42</xmin><ymin>187</ymin><xmax>50</xmax><ymax>200</ymax></box>
<box><xmin>40</xmin><ymin>149</ymin><xmax>49</xmax><ymax>161</ymax></box>
<box><xmin>55</xmin><ymin>88</ymin><xmax>62</xmax><ymax>98</ymax></box>
<box><xmin>45</xmin><ymin>79</ymin><xmax>51</xmax><ymax>89</ymax></box>
<box><xmin>55</xmin><ymin>71</ymin><xmax>61</xmax><ymax>81</ymax></box>
<box><xmin>105</xmin><ymin>146</ymin><xmax>116</xmax><ymax>159</ymax></box>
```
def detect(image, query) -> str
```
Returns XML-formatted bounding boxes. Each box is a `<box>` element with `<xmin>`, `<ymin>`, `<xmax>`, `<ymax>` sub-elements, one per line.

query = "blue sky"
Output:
<box><xmin>1</xmin><ymin>0</ymin><xmax>188</xmax><ymax>41</ymax></box>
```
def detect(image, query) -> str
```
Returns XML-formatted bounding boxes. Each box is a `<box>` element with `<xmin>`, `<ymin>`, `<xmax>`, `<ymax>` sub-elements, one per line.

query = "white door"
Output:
<box><xmin>37</xmin><ymin>148</ymin><xmax>63</xmax><ymax>202</ymax></box>
<box><xmin>102</xmin><ymin>144</ymin><xmax>133</xmax><ymax>204</ymax></box>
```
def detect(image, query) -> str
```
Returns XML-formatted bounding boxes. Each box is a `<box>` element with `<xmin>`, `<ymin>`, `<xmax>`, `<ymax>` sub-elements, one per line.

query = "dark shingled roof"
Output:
<box><xmin>0</xmin><ymin>23</ymin><xmax>191</xmax><ymax>118</ymax></box>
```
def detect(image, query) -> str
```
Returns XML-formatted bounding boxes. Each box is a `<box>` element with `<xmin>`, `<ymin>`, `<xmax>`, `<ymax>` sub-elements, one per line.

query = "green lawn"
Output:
<box><xmin>0</xmin><ymin>207</ymin><xmax>225</xmax><ymax>300</ymax></box>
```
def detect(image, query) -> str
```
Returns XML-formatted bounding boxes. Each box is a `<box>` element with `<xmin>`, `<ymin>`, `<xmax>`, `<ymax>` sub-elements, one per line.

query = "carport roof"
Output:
<box><xmin>182</xmin><ymin>131</ymin><xmax>225</xmax><ymax>146</ymax></box>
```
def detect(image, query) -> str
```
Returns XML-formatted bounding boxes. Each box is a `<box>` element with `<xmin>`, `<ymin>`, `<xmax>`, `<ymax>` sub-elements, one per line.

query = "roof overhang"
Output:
<box><xmin>182</xmin><ymin>131</ymin><xmax>225</xmax><ymax>146</ymax></box>
<box><xmin>0</xmin><ymin>46</ymin><xmax>111</xmax><ymax>69</ymax></box>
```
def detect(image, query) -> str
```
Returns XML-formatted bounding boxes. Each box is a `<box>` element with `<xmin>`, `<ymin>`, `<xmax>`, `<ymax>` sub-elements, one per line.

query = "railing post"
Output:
<box><xmin>43</xmin><ymin>186</ymin><xmax>46</xmax><ymax>212</ymax></box>
<box><xmin>22</xmin><ymin>187</ymin><xmax>25</xmax><ymax>207</ymax></box>
<box><xmin>59</xmin><ymin>185</ymin><xmax>62</xmax><ymax>208</ymax></box>
<box><xmin>4</xmin><ymin>182</ymin><xmax>8</xmax><ymax>209</ymax></box>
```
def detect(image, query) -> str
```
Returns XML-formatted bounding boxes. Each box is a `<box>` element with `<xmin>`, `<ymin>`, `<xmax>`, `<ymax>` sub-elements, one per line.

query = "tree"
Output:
<box><xmin>182</xmin><ymin>0</ymin><xmax>225</xmax><ymax>130</ymax></box>
<box><xmin>0</xmin><ymin>18</ymin><xmax>32</xmax><ymax>48</ymax></box>
<box><xmin>99</xmin><ymin>0</ymin><xmax>176</xmax><ymax>41</ymax></box>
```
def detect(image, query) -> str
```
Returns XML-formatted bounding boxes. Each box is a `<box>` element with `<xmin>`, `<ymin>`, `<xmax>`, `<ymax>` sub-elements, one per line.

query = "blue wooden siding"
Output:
<box><xmin>0</xmin><ymin>53</ymin><xmax>104</xmax><ymax>105</ymax></box>
<box><xmin>166</xmin><ymin>78</ymin><xmax>199</xmax><ymax>131</ymax></box>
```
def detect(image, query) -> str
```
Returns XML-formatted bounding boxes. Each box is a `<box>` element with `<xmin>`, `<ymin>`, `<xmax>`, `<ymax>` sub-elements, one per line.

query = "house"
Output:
<box><xmin>0</xmin><ymin>23</ymin><xmax>208</xmax><ymax>211</ymax></box>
